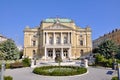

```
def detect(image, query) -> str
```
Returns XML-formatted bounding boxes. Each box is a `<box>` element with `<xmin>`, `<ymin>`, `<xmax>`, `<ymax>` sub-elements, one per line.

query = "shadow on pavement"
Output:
<box><xmin>106</xmin><ymin>71</ymin><xmax>113</xmax><ymax>75</ymax></box>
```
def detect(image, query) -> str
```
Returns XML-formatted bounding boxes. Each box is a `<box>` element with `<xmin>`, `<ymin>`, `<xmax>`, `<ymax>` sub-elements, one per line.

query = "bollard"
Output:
<box><xmin>84</xmin><ymin>59</ymin><xmax>88</xmax><ymax>68</ymax></box>
<box><xmin>1</xmin><ymin>62</ymin><xmax>5</xmax><ymax>80</ymax></box>
<box><xmin>118</xmin><ymin>64</ymin><xmax>120</xmax><ymax>80</ymax></box>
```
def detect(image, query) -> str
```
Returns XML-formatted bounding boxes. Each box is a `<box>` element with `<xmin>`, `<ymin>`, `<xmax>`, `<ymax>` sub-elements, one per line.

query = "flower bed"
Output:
<box><xmin>33</xmin><ymin>66</ymin><xmax>87</xmax><ymax>76</ymax></box>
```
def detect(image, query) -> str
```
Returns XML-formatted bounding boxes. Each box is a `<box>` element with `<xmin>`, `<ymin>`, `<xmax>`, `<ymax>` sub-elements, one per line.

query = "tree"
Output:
<box><xmin>0</xmin><ymin>39</ymin><xmax>20</xmax><ymax>60</ymax></box>
<box><xmin>19</xmin><ymin>50</ymin><xmax>23</xmax><ymax>59</ymax></box>
<box><xmin>115</xmin><ymin>45</ymin><xmax>120</xmax><ymax>59</ymax></box>
<box><xmin>92</xmin><ymin>48</ymin><xmax>99</xmax><ymax>53</ymax></box>
<box><xmin>98</xmin><ymin>40</ymin><xmax>118</xmax><ymax>59</ymax></box>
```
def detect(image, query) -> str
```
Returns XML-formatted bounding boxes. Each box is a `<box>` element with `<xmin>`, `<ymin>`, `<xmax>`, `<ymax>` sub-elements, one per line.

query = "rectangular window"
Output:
<box><xmin>64</xmin><ymin>36</ymin><xmax>67</xmax><ymax>44</ymax></box>
<box><xmin>56</xmin><ymin>37</ymin><xmax>60</xmax><ymax>44</ymax></box>
<box><xmin>49</xmin><ymin>37</ymin><xmax>53</xmax><ymax>44</ymax></box>
<box><xmin>80</xmin><ymin>40</ymin><xmax>83</xmax><ymax>46</ymax></box>
<box><xmin>33</xmin><ymin>41</ymin><xmax>36</xmax><ymax>46</ymax></box>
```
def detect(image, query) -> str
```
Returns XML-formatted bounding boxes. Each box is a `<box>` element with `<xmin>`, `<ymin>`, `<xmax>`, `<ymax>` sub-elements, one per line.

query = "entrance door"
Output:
<box><xmin>55</xmin><ymin>49</ymin><xmax>61</xmax><ymax>57</ymax></box>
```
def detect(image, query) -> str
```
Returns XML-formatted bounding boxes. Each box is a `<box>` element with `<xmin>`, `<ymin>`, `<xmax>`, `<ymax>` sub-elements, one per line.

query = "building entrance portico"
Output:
<box><xmin>45</xmin><ymin>48</ymin><xmax>70</xmax><ymax>60</ymax></box>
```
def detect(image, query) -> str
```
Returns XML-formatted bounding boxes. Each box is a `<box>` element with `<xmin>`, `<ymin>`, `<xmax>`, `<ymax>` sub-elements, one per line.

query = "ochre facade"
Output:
<box><xmin>93</xmin><ymin>28</ymin><xmax>120</xmax><ymax>49</ymax></box>
<box><xmin>23</xmin><ymin>18</ymin><xmax>92</xmax><ymax>60</ymax></box>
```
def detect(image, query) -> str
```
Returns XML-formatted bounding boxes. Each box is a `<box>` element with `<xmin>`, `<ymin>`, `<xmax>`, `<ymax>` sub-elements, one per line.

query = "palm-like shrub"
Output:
<box><xmin>55</xmin><ymin>55</ymin><xmax>62</xmax><ymax>66</ymax></box>
<box><xmin>55</xmin><ymin>55</ymin><xmax>62</xmax><ymax>63</ymax></box>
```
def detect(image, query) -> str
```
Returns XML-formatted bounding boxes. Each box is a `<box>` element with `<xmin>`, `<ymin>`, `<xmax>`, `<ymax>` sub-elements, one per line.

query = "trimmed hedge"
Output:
<box><xmin>33</xmin><ymin>66</ymin><xmax>87</xmax><ymax>76</ymax></box>
<box><xmin>10</xmin><ymin>61</ymin><xmax>23</xmax><ymax>68</ymax></box>
<box><xmin>4</xmin><ymin>76</ymin><xmax>13</xmax><ymax>80</ymax></box>
<box><xmin>111</xmin><ymin>76</ymin><xmax>118</xmax><ymax>80</ymax></box>
<box><xmin>0</xmin><ymin>58</ymin><xmax>31</xmax><ymax>69</ymax></box>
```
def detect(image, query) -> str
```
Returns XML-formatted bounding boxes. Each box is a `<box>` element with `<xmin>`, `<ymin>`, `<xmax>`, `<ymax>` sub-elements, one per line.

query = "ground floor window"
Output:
<box><xmin>64</xmin><ymin>49</ymin><xmax>68</xmax><ymax>58</ymax></box>
<box><xmin>45</xmin><ymin>48</ymin><xmax>70</xmax><ymax>59</ymax></box>
<box><xmin>48</xmin><ymin>49</ymin><xmax>53</xmax><ymax>58</ymax></box>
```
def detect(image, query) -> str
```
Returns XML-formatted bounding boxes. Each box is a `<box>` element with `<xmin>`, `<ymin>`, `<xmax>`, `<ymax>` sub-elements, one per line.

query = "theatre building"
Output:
<box><xmin>23</xmin><ymin>18</ymin><xmax>92</xmax><ymax>60</ymax></box>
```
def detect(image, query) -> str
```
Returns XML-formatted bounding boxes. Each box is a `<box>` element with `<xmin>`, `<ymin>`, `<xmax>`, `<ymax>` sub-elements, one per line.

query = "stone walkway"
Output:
<box><xmin>4</xmin><ymin>66</ymin><xmax>117</xmax><ymax>80</ymax></box>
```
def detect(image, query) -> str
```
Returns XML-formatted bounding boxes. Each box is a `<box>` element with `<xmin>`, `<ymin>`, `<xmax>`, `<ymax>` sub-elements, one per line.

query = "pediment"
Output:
<box><xmin>44</xmin><ymin>23</ymin><xmax>73</xmax><ymax>30</ymax></box>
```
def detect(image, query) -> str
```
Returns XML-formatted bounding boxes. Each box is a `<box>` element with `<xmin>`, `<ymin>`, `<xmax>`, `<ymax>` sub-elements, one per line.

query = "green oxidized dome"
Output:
<box><xmin>43</xmin><ymin>18</ymin><xmax>73</xmax><ymax>23</ymax></box>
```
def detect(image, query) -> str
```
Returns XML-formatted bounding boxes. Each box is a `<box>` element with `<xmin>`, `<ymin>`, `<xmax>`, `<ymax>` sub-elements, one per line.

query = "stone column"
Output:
<box><xmin>30</xmin><ymin>35</ymin><xmax>31</xmax><ymax>46</ymax></box>
<box><xmin>43</xmin><ymin>32</ymin><xmax>45</xmax><ymax>45</ymax></box>
<box><xmin>45</xmin><ymin>47</ymin><xmax>47</xmax><ymax>60</ymax></box>
<box><xmin>69</xmin><ymin>48</ymin><xmax>71</xmax><ymax>59</ymax></box>
<box><xmin>61</xmin><ymin>32</ymin><xmax>63</xmax><ymax>44</ymax></box>
<box><xmin>70</xmin><ymin>32</ymin><xmax>71</xmax><ymax>44</ymax></box>
<box><xmin>71</xmin><ymin>32</ymin><xmax>72</xmax><ymax>44</ymax></box>
<box><xmin>61</xmin><ymin>48</ymin><xmax>63</xmax><ymax>59</ymax></box>
<box><xmin>53</xmin><ymin>48</ymin><xmax>55</xmax><ymax>59</ymax></box>
<box><xmin>68</xmin><ymin>32</ymin><xmax>70</xmax><ymax>44</ymax></box>
<box><xmin>83</xmin><ymin>34</ymin><xmax>86</xmax><ymax>46</ymax></box>
<box><xmin>46</xmin><ymin>32</ymin><xmax>48</xmax><ymax>44</ymax></box>
<box><xmin>53</xmin><ymin>32</ymin><xmax>56</xmax><ymax>44</ymax></box>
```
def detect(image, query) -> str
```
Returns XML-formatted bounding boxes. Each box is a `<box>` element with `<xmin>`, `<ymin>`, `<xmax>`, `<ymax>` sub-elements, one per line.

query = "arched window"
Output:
<box><xmin>33</xmin><ymin>50</ymin><xmax>36</xmax><ymax>58</ymax></box>
<box><xmin>80</xmin><ymin>50</ymin><xmax>84</xmax><ymax>56</ymax></box>
<box><xmin>33</xmin><ymin>41</ymin><xmax>36</xmax><ymax>46</ymax></box>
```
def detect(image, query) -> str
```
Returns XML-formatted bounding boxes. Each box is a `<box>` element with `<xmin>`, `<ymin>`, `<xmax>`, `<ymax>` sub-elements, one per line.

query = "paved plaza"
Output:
<box><xmin>3</xmin><ymin>61</ymin><xmax>117</xmax><ymax>80</ymax></box>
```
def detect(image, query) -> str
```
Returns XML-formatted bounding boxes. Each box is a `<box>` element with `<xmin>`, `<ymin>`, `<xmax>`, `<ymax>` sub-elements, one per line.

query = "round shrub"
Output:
<box><xmin>33</xmin><ymin>66</ymin><xmax>87</xmax><ymax>76</ymax></box>
<box><xmin>4</xmin><ymin>76</ymin><xmax>13</xmax><ymax>80</ymax></box>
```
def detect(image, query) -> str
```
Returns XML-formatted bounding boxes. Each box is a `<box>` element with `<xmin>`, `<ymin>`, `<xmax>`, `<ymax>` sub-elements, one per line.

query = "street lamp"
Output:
<box><xmin>112</xmin><ymin>51</ymin><xmax>117</xmax><ymax>70</ymax></box>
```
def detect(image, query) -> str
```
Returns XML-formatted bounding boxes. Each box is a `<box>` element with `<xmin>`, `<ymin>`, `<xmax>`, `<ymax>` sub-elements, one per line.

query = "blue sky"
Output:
<box><xmin>0</xmin><ymin>0</ymin><xmax>120</xmax><ymax>46</ymax></box>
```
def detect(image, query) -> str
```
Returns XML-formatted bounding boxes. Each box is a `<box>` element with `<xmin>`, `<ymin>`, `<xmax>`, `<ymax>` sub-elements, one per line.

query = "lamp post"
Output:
<box><xmin>112</xmin><ymin>51</ymin><xmax>117</xmax><ymax>70</ymax></box>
